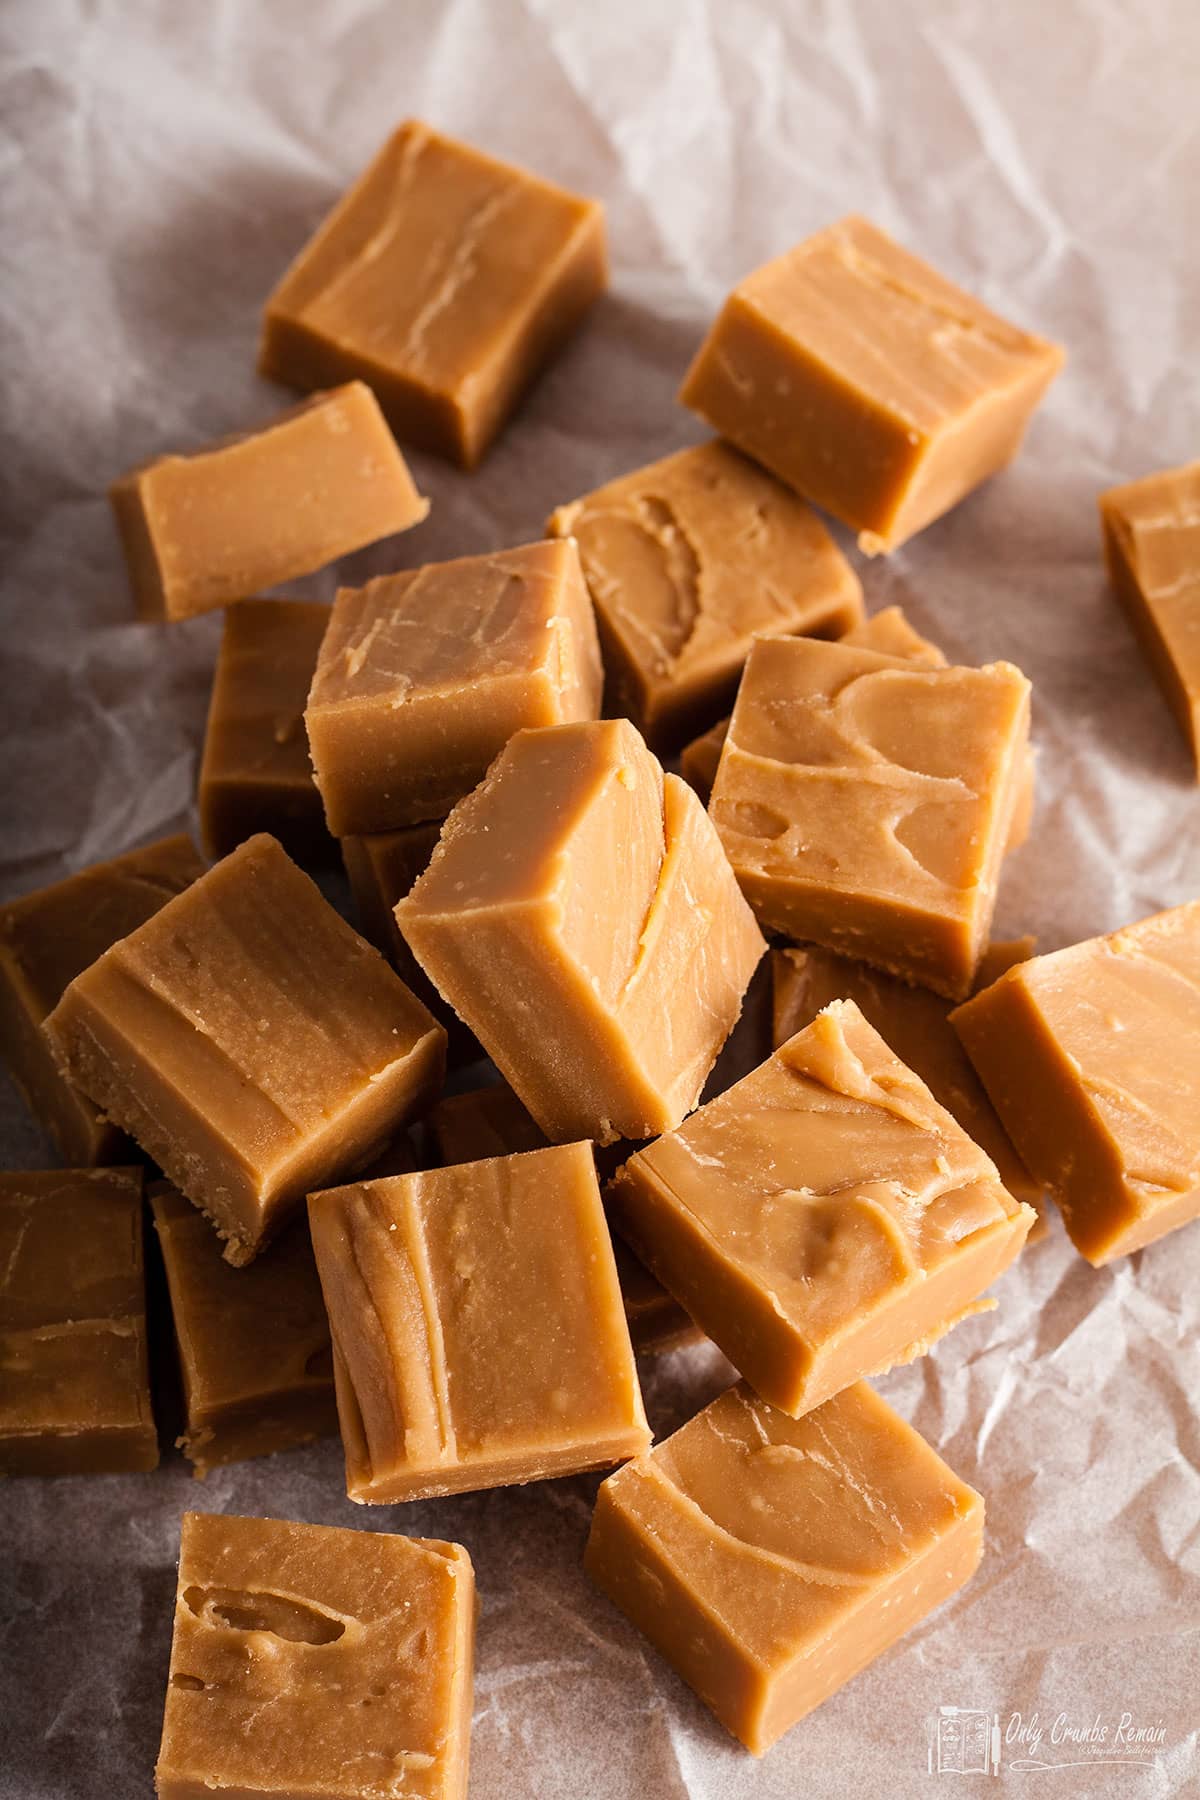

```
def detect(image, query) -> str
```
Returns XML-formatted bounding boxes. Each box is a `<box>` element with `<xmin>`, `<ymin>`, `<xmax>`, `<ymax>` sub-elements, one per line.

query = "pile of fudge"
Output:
<box><xmin>2</xmin><ymin>117</ymin><xmax>1198</xmax><ymax>1796</ymax></box>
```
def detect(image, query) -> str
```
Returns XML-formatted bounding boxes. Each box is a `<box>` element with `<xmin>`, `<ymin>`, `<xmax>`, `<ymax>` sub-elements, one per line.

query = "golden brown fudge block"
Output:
<box><xmin>709</xmin><ymin>637</ymin><xmax>1030</xmax><ymax>999</ymax></box>
<box><xmin>198</xmin><ymin>598</ymin><xmax>332</xmax><ymax>863</ymax></box>
<box><xmin>260</xmin><ymin>119</ymin><xmax>607</xmax><ymax>469</ymax></box>
<box><xmin>156</xmin><ymin>1511</ymin><xmax>474</xmax><ymax>1800</ymax></box>
<box><xmin>0</xmin><ymin>1168</ymin><xmax>156</xmax><ymax>1476</ymax></box>
<box><xmin>547</xmin><ymin>440</ymin><xmax>862</xmax><ymax>749</ymax></box>
<box><xmin>953</xmin><ymin>903</ymin><xmax>1200</xmax><ymax>1264</ymax></box>
<box><xmin>46</xmin><ymin>834</ymin><xmax>445</xmax><ymax>1267</ymax></box>
<box><xmin>585</xmin><ymin>1380</ymin><xmax>983</xmax><ymax>1754</ymax></box>
<box><xmin>307</xmin><ymin>538</ymin><xmax>602</xmax><ymax>834</ymax></box>
<box><xmin>111</xmin><ymin>383</ymin><xmax>428</xmax><ymax>622</ymax></box>
<box><xmin>680</xmin><ymin>214</ymin><xmax>1063</xmax><ymax>554</ymax></box>
<box><xmin>397</xmin><ymin>719</ymin><xmax>765</xmax><ymax>1143</ymax></box>
<box><xmin>608</xmin><ymin>999</ymin><xmax>1035</xmax><ymax>1416</ymax></box>
<box><xmin>1101</xmin><ymin>459</ymin><xmax>1200</xmax><ymax>776</ymax></box>
<box><xmin>309</xmin><ymin>1142</ymin><xmax>650</xmax><ymax>1501</ymax></box>
<box><xmin>0</xmin><ymin>833</ymin><xmax>205</xmax><ymax>1164</ymax></box>
<box><xmin>150</xmin><ymin>1184</ymin><xmax>337</xmax><ymax>1475</ymax></box>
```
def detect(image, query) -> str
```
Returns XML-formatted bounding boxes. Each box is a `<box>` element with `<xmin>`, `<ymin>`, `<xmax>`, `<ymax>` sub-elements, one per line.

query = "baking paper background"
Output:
<box><xmin>2</xmin><ymin>0</ymin><xmax>1199</xmax><ymax>1793</ymax></box>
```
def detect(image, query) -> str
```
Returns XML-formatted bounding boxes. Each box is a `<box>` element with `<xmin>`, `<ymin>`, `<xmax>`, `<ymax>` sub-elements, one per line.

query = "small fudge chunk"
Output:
<box><xmin>307</xmin><ymin>538</ymin><xmax>602</xmax><ymax>834</ymax></box>
<box><xmin>156</xmin><ymin>1511</ymin><xmax>474</xmax><ymax>1800</ymax></box>
<box><xmin>1101</xmin><ymin>459</ymin><xmax>1200</xmax><ymax>777</ymax></box>
<box><xmin>680</xmin><ymin>214</ymin><xmax>1063</xmax><ymax>554</ymax></box>
<box><xmin>708</xmin><ymin>637</ymin><xmax>1030</xmax><ymax>999</ymax></box>
<box><xmin>0</xmin><ymin>1168</ymin><xmax>156</xmax><ymax>1476</ymax></box>
<box><xmin>112</xmin><ymin>383</ymin><xmax>428</xmax><ymax>623</ymax></box>
<box><xmin>150</xmin><ymin>1184</ymin><xmax>337</xmax><ymax>1475</ymax></box>
<box><xmin>953</xmin><ymin>903</ymin><xmax>1200</xmax><ymax>1264</ymax></box>
<box><xmin>546</xmin><ymin>440</ymin><xmax>862</xmax><ymax>749</ymax></box>
<box><xmin>607</xmin><ymin>1000</ymin><xmax>1035</xmax><ymax>1417</ymax></box>
<box><xmin>0</xmin><ymin>833</ymin><xmax>205</xmax><ymax>1164</ymax></box>
<box><xmin>309</xmin><ymin>1142</ymin><xmax>650</xmax><ymax>1502</ymax></box>
<box><xmin>260</xmin><ymin>119</ymin><xmax>607</xmax><ymax>468</ymax></box>
<box><xmin>585</xmin><ymin>1380</ymin><xmax>983</xmax><ymax>1755</ymax></box>
<box><xmin>46</xmin><ymin>834</ymin><xmax>445</xmax><ymax>1267</ymax></box>
<box><xmin>397</xmin><ymin>719</ymin><xmax>765</xmax><ymax>1143</ymax></box>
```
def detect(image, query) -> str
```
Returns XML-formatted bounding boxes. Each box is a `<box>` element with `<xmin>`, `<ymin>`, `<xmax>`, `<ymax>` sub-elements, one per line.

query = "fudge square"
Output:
<box><xmin>680</xmin><ymin>213</ymin><xmax>1064</xmax><ymax>554</ymax></box>
<box><xmin>607</xmin><ymin>999</ymin><xmax>1035</xmax><ymax>1417</ymax></box>
<box><xmin>396</xmin><ymin>718</ymin><xmax>765</xmax><ymax>1144</ymax></box>
<box><xmin>0</xmin><ymin>1168</ymin><xmax>157</xmax><ymax>1476</ymax></box>
<box><xmin>308</xmin><ymin>1142</ymin><xmax>650</xmax><ymax>1502</ymax></box>
<box><xmin>156</xmin><ymin>1511</ymin><xmax>474</xmax><ymax>1800</ymax></box>
<box><xmin>0</xmin><ymin>832</ymin><xmax>205</xmax><ymax>1164</ymax></box>
<box><xmin>708</xmin><ymin>635</ymin><xmax>1030</xmax><ymax>999</ymax></box>
<box><xmin>546</xmin><ymin>439</ymin><xmax>863</xmax><ymax>750</ymax></box>
<box><xmin>45</xmin><ymin>833</ymin><xmax>445</xmax><ymax>1267</ymax></box>
<box><xmin>306</xmin><ymin>537</ymin><xmax>602</xmax><ymax>835</ymax></box>
<box><xmin>260</xmin><ymin>118</ymin><xmax>607</xmax><ymax>468</ymax></box>
<box><xmin>953</xmin><ymin>902</ymin><xmax>1200</xmax><ymax>1265</ymax></box>
<box><xmin>585</xmin><ymin>1380</ymin><xmax>983</xmax><ymax>1755</ymax></box>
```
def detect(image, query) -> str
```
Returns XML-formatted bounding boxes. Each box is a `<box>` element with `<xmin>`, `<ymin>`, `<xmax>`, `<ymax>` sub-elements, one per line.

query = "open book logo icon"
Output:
<box><xmin>928</xmin><ymin>1707</ymin><xmax>1001</xmax><ymax>1775</ymax></box>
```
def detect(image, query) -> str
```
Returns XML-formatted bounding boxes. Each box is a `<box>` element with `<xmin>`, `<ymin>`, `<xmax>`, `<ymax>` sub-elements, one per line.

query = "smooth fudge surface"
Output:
<box><xmin>608</xmin><ymin>999</ymin><xmax>1034</xmax><ymax>1417</ymax></box>
<box><xmin>111</xmin><ymin>382</ymin><xmax>428</xmax><ymax>622</ymax></box>
<box><xmin>585</xmin><ymin>1380</ymin><xmax>983</xmax><ymax>1754</ymax></box>
<box><xmin>307</xmin><ymin>538</ymin><xmax>602</xmax><ymax>834</ymax></box>
<box><xmin>1101</xmin><ymin>458</ymin><xmax>1200</xmax><ymax>776</ymax></box>
<box><xmin>156</xmin><ymin>1511</ymin><xmax>474</xmax><ymax>1800</ymax></box>
<box><xmin>198</xmin><ymin>598</ymin><xmax>331</xmax><ymax>863</ymax></box>
<box><xmin>0</xmin><ymin>832</ymin><xmax>205</xmax><ymax>1164</ymax></box>
<box><xmin>680</xmin><ymin>214</ymin><xmax>1063</xmax><ymax>553</ymax></box>
<box><xmin>708</xmin><ymin>636</ymin><xmax>1030</xmax><ymax>999</ymax></box>
<box><xmin>547</xmin><ymin>440</ymin><xmax>862</xmax><ymax>749</ymax></box>
<box><xmin>953</xmin><ymin>902</ymin><xmax>1200</xmax><ymax>1264</ymax></box>
<box><xmin>46</xmin><ymin>833</ymin><xmax>445</xmax><ymax>1267</ymax></box>
<box><xmin>150</xmin><ymin>1184</ymin><xmax>337</xmax><ymax>1475</ymax></box>
<box><xmin>0</xmin><ymin>1168</ymin><xmax>156</xmax><ymax>1476</ymax></box>
<box><xmin>397</xmin><ymin>718</ymin><xmax>765</xmax><ymax>1144</ymax></box>
<box><xmin>309</xmin><ymin>1142</ymin><xmax>650</xmax><ymax>1502</ymax></box>
<box><xmin>260</xmin><ymin>119</ymin><xmax>607</xmax><ymax>468</ymax></box>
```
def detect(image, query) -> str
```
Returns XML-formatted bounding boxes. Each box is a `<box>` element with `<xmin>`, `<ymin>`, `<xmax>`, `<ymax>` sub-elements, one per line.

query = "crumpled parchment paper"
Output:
<box><xmin>1</xmin><ymin>1</ymin><xmax>1198</xmax><ymax>1794</ymax></box>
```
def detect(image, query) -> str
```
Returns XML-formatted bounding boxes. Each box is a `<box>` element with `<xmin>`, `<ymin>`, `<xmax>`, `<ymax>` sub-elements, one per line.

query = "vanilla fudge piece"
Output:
<box><xmin>46</xmin><ymin>834</ymin><xmax>445</xmax><ymax>1266</ymax></box>
<box><xmin>156</xmin><ymin>1511</ymin><xmax>474</xmax><ymax>1799</ymax></box>
<box><xmin>680</xmin><ymin>214</ymin><xmax>1064</xmax><ymax>553</ymax></box>
<box><xmin>111</xmin><ymin>383</ymin><xmax>428</xmax><ymax>622</ymax></box>
<box><xmin>547</xmin><ymin>440</ymin><xmax>862</xmax><ymax>749</ymax></box>
<box><xmin>309</xmin><ymin>1142</ymin><xmax>650</xmax><ymax>1501</ymax></box>
<box><xmin>397</xmin><ymin>719</ymin><xmax>765</xmax><ymax>1143</ymax></box>
<box><xmin>608</xmin><ymin>999</ymin><xmax>1035</xmax><ymax>1416</ymax></box>
<box><xmin>953</xmin><ymin>902</ymin><xmax>1200</xmax><ymax>1264</ymax></box>
<box><xmin>585</xmin><ymin>1381</ymin><xmax>983</xmax><ymax>1754</ymax></box>
<box><xmin>708</xmin><ymin>637</ymin><xmax>1030</xmax><ymax>999</ymax></box>
<box><xmin>0</xmin><ymin>1168</ymin><xmax>156</xmax><ymax>1476</ymax></box>
<box><xmin>260</xmin><ymin>119</ymin><xmax>607</xmax><ymax>468</ymax></box>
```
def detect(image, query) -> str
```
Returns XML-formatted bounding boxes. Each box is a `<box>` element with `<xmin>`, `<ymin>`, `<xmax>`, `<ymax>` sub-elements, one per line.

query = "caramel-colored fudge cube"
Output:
<box><xmin>0</xmin><ymin>833</ymin><xmax>205</xmax><ymax>1164</ymax></box>
<box><xmin>0</xmin><ymin>1168</ymin><xmax>156</xmax><ymax>1476</ymax></box>
<box><xmin>309</xmin><ymin>1142</ymin><xmax>650</xmax><ymax>1501</ymax></box>
<box><xmin>111</xmin><ymin>383</ymin><xmax>428</xmax><ymax>622</ymax></box>
<box><xmin>46</xmin><ymin>834</ymin><xmax>445</xmax><ymax>1266</ymax></box>
<box><xmin>397</xmin><ymin>719</ymin><xmax>765</xmax><ymax>1143</ymax></box>
<box><xmin>547</xmin><ymin>440</ymin><xmax>862</xmax><ymax>749</ymax></box>
<box><xmin>150</xmin><ymin>1184</ymin><xmax>337</xmax><ymax>1475</ymax></box>
<box><xmin>953</xmin><ymin>903</ymin><xmax>1200</xmax><ymax>1264</ymax></box>
<box><xmin>156</xmin><ymin>1511</ymin><xmax>474</xmax><ymax>1800</ymax></box>
<box><xmin>585</xmin><ymin>1380</ymin><xmax>983</xmax><ymax>1754</ymax></box>
<box><xmin>608</xmin><ymin>999</ymin><xmax>1034</xmax><ymax>1416</ymax></box>
<box><xmin>680</xmin><ymin>214</ymin><xmax>1063</xmax><ymax>554</ymax></box>
<box><xmin>709</xmin><ymin>636</ymin><xmax>1030</xmax><ymax>999</ymax></box>
<box><xmin>307</xmin><ymin>538</ymin><xmax>602</xmax><ymax>834</ymax></box>
<box><xmin>1101</xmin><ymin>459</ymin><xmax>1200</xmax><ymax>777</ymax></box>
<box><xmin>260</xmin><ymin>119</ymin><xmax>607</xmax><ymax>468</ymax></box>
